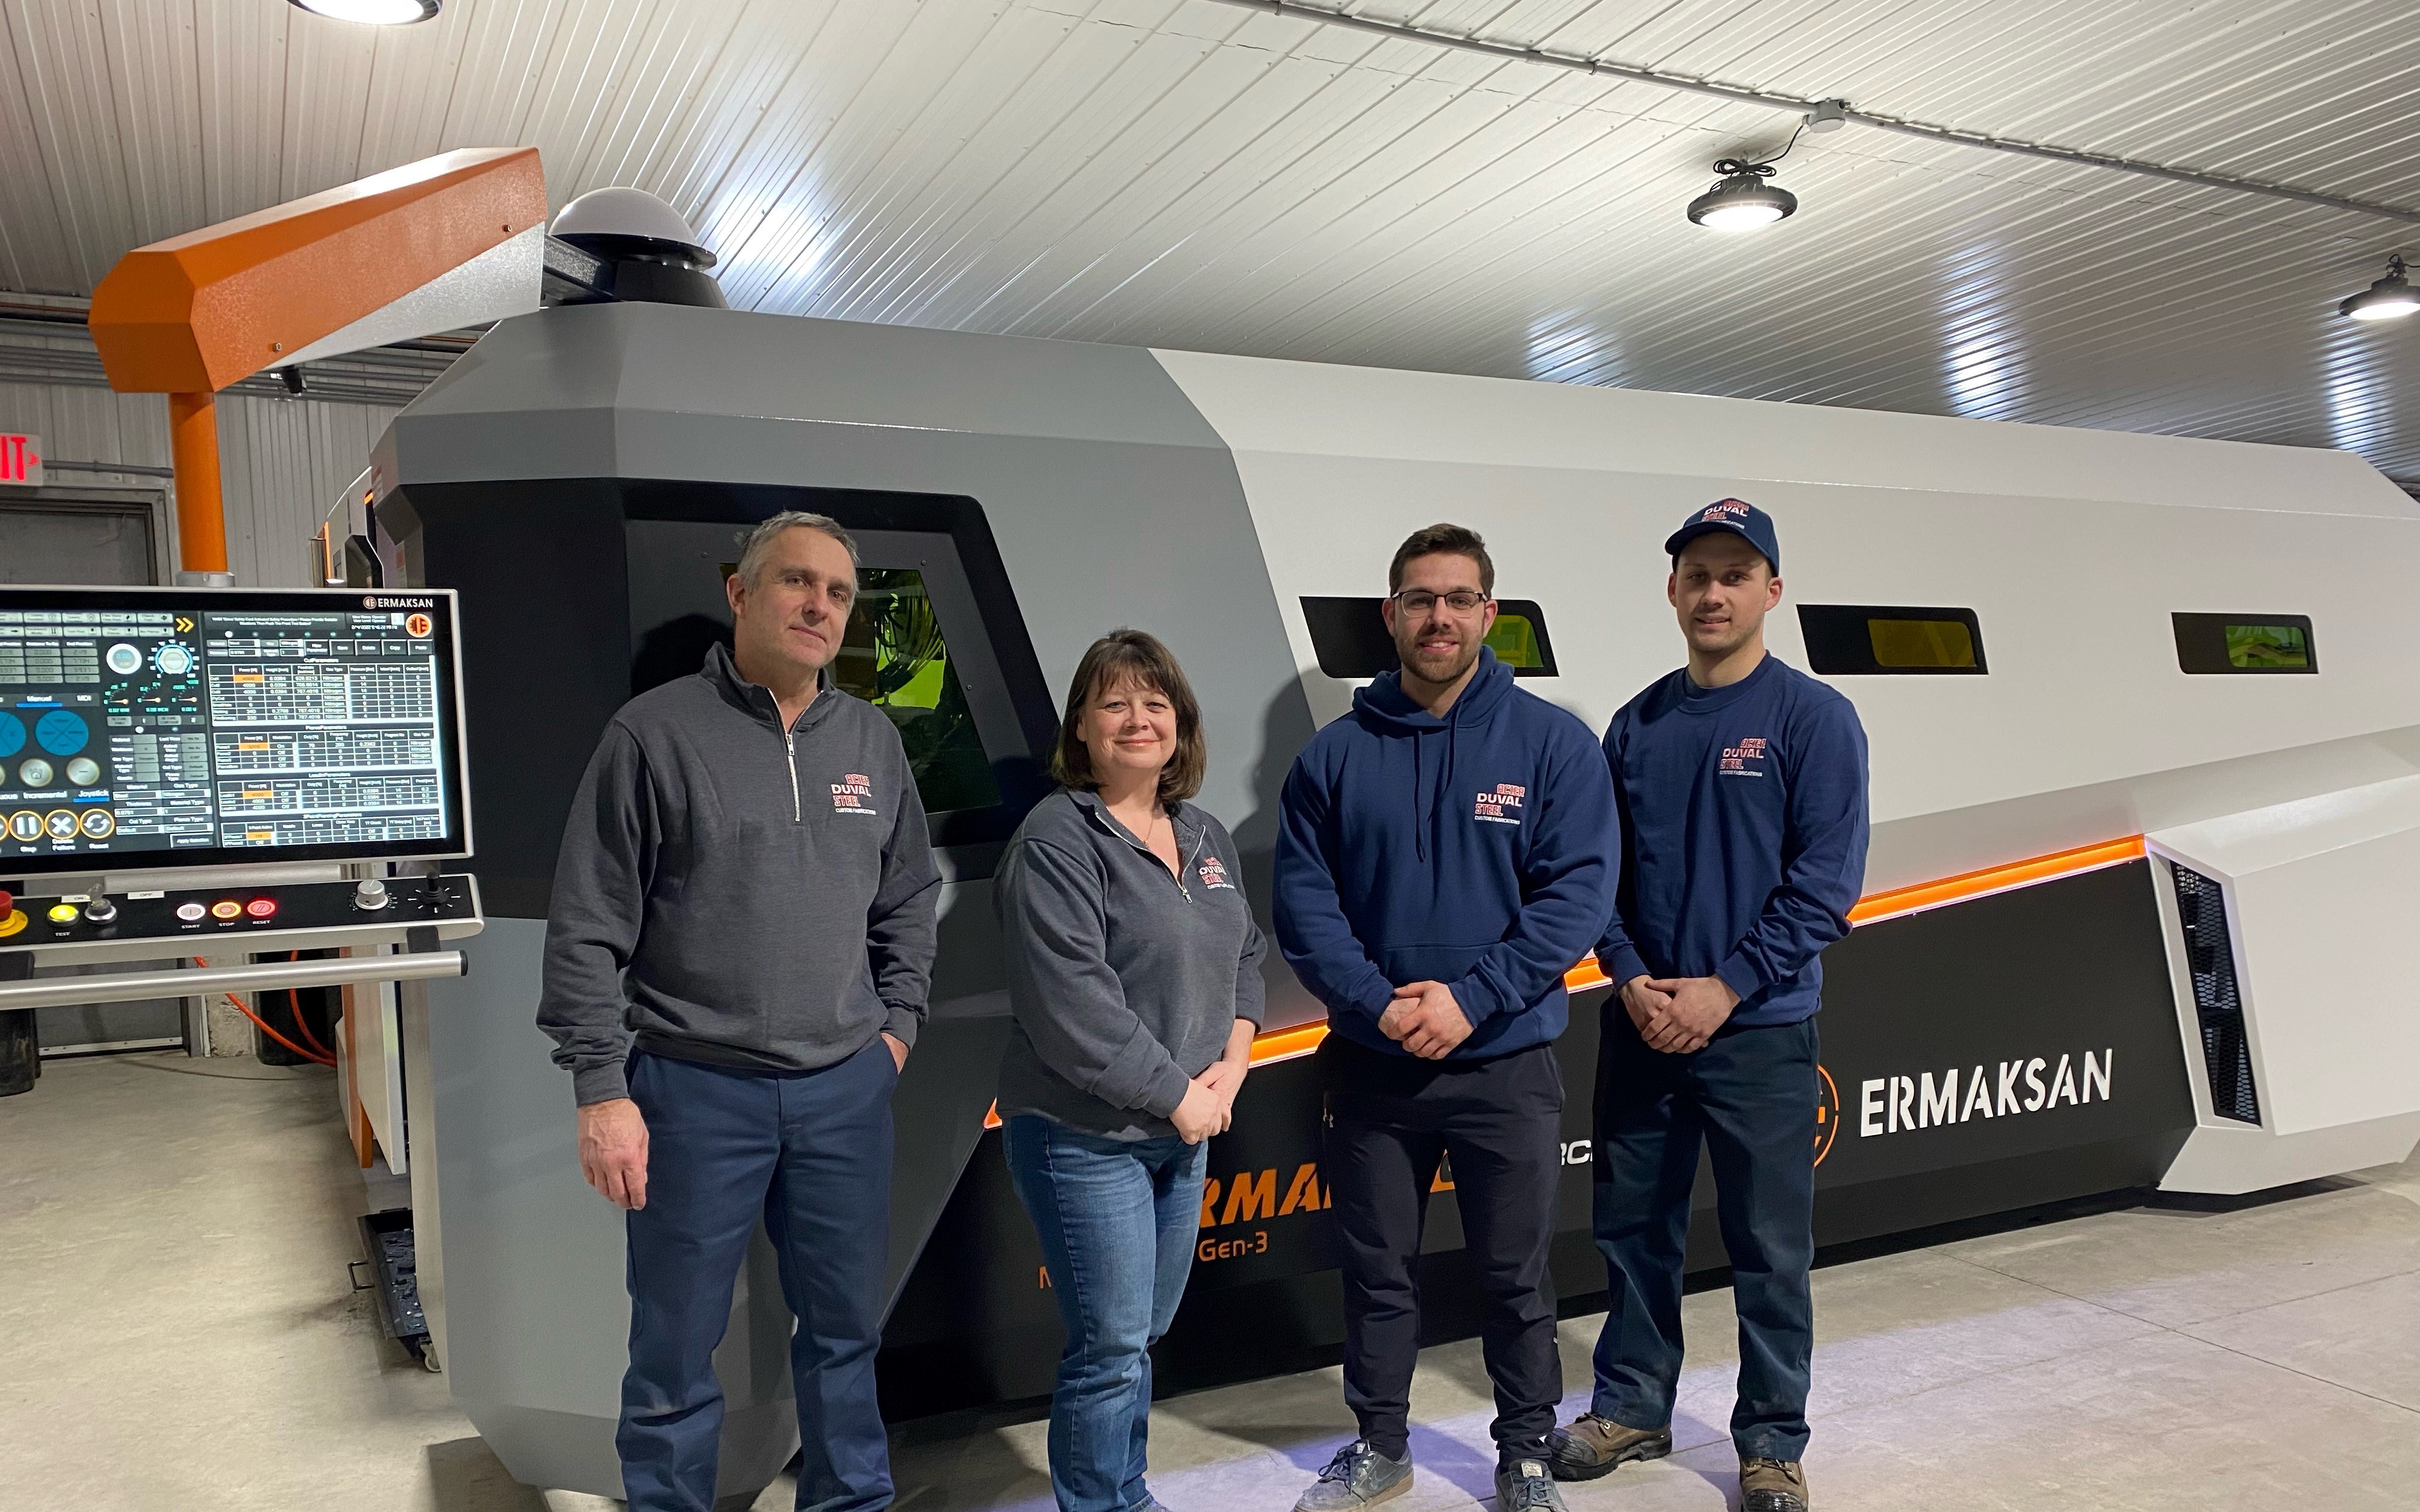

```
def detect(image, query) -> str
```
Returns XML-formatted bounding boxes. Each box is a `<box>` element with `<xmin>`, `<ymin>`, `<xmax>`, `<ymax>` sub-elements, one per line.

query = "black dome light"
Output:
<box><xmin>1687</xmin><ymin>159</ymin><xmax>1798</xmax><ymax>232</ymax></box>
<box><xmin>2340</xmin><ymin>254</ymin><xmax>2419</xmax><ymax>322</ymax></box>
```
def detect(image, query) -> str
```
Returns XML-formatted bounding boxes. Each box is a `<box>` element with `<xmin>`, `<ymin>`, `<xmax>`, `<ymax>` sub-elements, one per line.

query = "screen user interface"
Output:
<box><xmin>0</xmin><ymin>596</ymin><xmax>458</xmax><ymax>865</ymax></box>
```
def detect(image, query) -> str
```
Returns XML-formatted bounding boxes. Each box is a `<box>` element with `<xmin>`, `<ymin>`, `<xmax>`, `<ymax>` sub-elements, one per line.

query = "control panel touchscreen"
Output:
<box><xmin>0</xmin><ymin>588</ymin><xmax>468</xmax><ymax>874</ymax></box>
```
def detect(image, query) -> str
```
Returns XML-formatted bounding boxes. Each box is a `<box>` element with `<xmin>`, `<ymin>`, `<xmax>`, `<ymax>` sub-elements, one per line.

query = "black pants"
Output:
<box><xmin>1320</xmin><ymin>1033</ymin><xmax>1564</xmax><ymax>1463</ymax></box>
<box><xmin>1590</xmin><ymin>1008</ymin><xmax>1819</xmax><ymax>1461</ymax></box>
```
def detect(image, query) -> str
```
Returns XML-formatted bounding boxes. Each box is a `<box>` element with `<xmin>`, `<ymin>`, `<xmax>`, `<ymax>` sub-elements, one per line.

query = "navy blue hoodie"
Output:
<box><xmin>1274</xmin><ymin>648</ymin><xmax>1618</xmax><ymax>1060</ymax></box>
<box><xmin>1597</xmin><ymin>654</ymin><xmax>1869</xmax><ymax>1028</ymax></box>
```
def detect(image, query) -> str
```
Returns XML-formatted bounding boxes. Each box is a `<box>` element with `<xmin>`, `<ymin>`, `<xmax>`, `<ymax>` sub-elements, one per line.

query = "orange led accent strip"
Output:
<box><xmin>977</xmin><ymin>836</ymin><xmax>2145</xmax><ymax>1130</ymax></box>
<box><xmin>1844</xmin><ymin>835</ymin><xmax>2144</xmax><ymax>926</ymax></box>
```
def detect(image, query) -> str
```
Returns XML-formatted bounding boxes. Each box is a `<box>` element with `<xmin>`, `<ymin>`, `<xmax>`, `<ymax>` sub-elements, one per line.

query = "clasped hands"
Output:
<box><xmin>1172</xmin><ymin>1049</ymin><xmax>1248</xmax><ymax>1145</ymax></box>
<box><xmin>1622</xmin><ymin>973</ymin><xmax>1738</xmax><ymax>1054</ymax></box>
<box><xmin>1379</xmin><ymin>979</ymin><xmax>1473</xmax><ymax>1060</ymax></box>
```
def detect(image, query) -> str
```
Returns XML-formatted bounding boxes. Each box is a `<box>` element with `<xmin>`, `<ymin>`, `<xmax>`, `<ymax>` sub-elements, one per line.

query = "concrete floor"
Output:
<box><xmin>1</xmin><ymin>1052</ymin><xmax>2413</xmax><ymax>1512</ymax></box>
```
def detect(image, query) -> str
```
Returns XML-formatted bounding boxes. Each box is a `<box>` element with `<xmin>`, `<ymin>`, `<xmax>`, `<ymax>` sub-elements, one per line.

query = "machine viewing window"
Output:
<box><xmin>2172</xmin><ymin>613</ymin><xmax>2315</xmax><ymax>675</ymax></box>
<box><xmin>624</xmin><ymin>514</ymin><xmax>1045</xmax><ymax>849</ymax></box>
<box><xmin>1300</xmin><ymin>596</ymin><xmax>1559</xmax><ymax>678</ymax></box>
<box><xmin>1798</xmin><ymin>604</ymin><xmax>1987</xmax><ymax>676</ymax></box>
<box><xmin>0</xmin><ymin>587</ymin><xmax>468</xmax><ymax>876</ymax></box>
<box><xmin>831</xmin><ymin>569</ymin><xmax>1001</xmax><ymax>816</ymax></box>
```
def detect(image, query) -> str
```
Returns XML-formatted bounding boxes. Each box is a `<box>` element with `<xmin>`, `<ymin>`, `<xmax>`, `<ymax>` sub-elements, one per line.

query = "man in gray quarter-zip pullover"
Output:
<box><xmin>539</xmin><ymin>512</ymin><xmax>940</xmax><ymax>1512</ymax></box>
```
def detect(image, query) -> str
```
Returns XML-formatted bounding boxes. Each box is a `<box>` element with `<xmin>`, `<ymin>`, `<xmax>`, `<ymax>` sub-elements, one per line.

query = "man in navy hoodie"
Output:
<box><xmin>1549</xmin><ymin>502</ymin><xmax>1867</xmax><ymax>1512</ymax></box>
<box><xmin>1277</xmin><ymin>523</ymin><xmax>1618</xmax><ymax>1512</ymax></box>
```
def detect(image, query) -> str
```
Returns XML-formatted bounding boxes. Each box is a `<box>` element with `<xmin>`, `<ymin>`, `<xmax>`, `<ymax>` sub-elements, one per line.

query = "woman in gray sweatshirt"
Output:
<box><xmin>995</xmin><ymin>629</ymin><xmax>1267</xmax><ymax>1512</ymax></box>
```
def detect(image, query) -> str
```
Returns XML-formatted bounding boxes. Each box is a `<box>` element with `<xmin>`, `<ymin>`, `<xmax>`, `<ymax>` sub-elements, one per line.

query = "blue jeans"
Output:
<box><xmin>1003</xmin><ymin>1115</ymin><xmax>1209</xmax><ymax>1512</ymax></box>
<box><xmin>1590</xmin><ymin>1011</ymin><xmax>1819</xmax><ymax>1460</ymax></box>
<box><xmin>621</xmin><ymin>1042</ymin><xmax>897</xmax><ymax>1512</ymax></box>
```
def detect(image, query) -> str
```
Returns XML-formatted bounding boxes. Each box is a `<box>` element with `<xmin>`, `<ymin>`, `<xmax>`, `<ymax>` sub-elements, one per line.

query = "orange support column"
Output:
<box><xmin>166</xmin><ymin>390</ymin><xmax>229</xmax><ymax>580</ymax></box>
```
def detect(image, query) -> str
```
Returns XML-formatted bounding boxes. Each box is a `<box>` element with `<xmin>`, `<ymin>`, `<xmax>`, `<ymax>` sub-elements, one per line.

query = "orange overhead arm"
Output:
<box><xmin>88</xmin><ymin>147</ymin><xmax>547</xmax><ymax>576</ymax></box>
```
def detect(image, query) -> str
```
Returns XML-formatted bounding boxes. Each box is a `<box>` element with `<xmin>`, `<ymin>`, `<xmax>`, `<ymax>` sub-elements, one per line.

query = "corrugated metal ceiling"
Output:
<box><xmin>1</xmin><ymin>0</ymin><xmax>2413</xmax><ymax>482</ymax></box>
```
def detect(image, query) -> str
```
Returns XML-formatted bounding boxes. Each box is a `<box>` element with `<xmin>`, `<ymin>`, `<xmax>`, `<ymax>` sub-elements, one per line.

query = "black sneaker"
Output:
<box><xmin>1494</xmin><ymin>1456</ymin><xmax>1567</xmax><ymax>1511</ymax></box>
<box><xmin>1293</xmin><ymin>1440</ymin><xmax>1412</xmax><ymax>1511</ymax></box>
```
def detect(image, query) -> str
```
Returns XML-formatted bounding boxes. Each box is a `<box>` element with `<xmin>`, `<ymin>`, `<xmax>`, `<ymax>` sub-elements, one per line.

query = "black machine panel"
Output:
<box><xmin>877</xmin><ymin>859</ymin><xmax>2194</xmax><ymax>1417</ymax></box>
<box><xmin>0</xmin><ymin>874</ymin><xmax>478</xmax><ymax>952</ymax></box>
<box><xmin>0</xmin><ymin>587</ymin><xmax>468</xmax><ymax>875</ymax></box>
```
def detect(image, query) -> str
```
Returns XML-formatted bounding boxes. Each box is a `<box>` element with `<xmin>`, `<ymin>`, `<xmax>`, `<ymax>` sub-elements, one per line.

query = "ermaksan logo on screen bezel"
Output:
<box><xmin>364</xmin><ymin>595</ymin><xmax>435</xmax><ymax>610</ymax></box>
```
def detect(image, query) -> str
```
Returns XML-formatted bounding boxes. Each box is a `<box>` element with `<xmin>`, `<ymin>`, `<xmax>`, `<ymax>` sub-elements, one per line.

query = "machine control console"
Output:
<box><xmin>0</xmin><ymin>873</ymin><xmax>479</xmax><ymax>954</ymax></box>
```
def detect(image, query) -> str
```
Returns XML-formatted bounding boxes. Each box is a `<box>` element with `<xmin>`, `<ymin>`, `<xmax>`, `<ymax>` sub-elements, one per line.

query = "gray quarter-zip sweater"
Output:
<box><xmin>538</xmin><ymin>643</ymin><xmax>941</xmax><ymax>1106</ymax></box>
<box><xmin>994</xmin><ymin>787</ymin><xmax>1268</xmax><ymax>1140</ymax></box>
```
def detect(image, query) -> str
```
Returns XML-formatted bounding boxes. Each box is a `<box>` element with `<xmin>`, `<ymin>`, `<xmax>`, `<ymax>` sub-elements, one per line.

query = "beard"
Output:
<box><xmin>1398</xmin><ymin>632</ymin><xmax>1479</xmax><ymax>686</ymax></box>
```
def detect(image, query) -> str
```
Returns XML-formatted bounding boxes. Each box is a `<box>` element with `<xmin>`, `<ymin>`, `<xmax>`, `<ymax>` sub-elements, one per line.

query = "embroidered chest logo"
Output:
<box><xmin>1473</xmin><ymin>782</ymin><xmax>1526</xmax><ymax>825</ymax></box>
<box><xmin>1196</xmin><ymin>854</ymin><xmax>1236</xmax><ymax>891</ymax></box>
<box><xmin>1719</xmin><ymin>737</ymin><xmax>1769</xmax><ymax>778</ymax></box>
<box><xmin>830</xmin><ymin>772</ymin><xmax>881</xmax><ymax>816</ymax></box>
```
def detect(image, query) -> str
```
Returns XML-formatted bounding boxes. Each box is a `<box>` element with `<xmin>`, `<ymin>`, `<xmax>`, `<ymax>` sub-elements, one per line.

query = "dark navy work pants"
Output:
<box><xmin>620</xmin><ymin>1042</ymin><xmax>897</xmax><ymax>1512</ymax></box>
<box><xmin>1320</xmin><ymin>1033</ymin><xmax>1566</xmax><ymax>1464</ymax></box>
<box><xmin>1589</xmin><ymin>1009</ymin><xmax>1819</xmax><ymax>1461</ymax></box>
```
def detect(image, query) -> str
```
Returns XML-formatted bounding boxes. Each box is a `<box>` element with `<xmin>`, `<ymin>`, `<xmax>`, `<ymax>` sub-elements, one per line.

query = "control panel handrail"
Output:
<box><xmin>0</xmin><ymin>951</ymin><xmax>465</xmax><ymax>1013</ymax></box>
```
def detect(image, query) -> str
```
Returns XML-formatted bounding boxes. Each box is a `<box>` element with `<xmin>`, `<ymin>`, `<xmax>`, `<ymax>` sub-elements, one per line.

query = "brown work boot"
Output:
<box><xmin>1739</xmin><ymin>1456</ymin><xmax>1808</xmax><ymax>1511</ymax></box>
<box><xmin>1545</xmin><ymin>1412</ymin><xmax>1670</xmax><ymax>1481</ymax></box>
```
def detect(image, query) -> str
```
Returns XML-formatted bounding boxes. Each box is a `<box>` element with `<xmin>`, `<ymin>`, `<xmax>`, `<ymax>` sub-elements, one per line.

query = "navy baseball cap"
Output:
<box><xmin>1664</xmin><ymin>497</ymin><xmax>1779</xmax><ymax>574</ymax></box>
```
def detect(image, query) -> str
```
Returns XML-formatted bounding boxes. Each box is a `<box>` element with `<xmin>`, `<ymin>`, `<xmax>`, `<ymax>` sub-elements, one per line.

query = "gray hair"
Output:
<box><xmin>733</xmin><ymin>511</ymin><xmax>861</xmax><ymax>586</ymax></box>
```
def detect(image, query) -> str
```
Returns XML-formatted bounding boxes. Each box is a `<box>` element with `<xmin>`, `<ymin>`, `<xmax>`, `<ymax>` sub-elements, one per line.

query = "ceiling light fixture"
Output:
<box><xmin>2339</xmin><ymin>255</ymin><xmax>2419</xmax><ymax>322</ymax></box>
<box><xmin>1688</xmin><ymin>158</ymin><xmax>1797</xmax><ymax>232</ymax></box>
<box><xmin>287</xmin><ymin>0</ymin><xmax>440</xmax><ymax>24</ymax></box>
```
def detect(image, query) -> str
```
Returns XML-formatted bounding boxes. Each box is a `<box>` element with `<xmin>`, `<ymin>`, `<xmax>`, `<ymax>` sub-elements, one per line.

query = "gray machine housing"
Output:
<box><xmin>377</xmin><ymin>302</ymin><xmax>1317</xmax><ymax>1497</ymax></box>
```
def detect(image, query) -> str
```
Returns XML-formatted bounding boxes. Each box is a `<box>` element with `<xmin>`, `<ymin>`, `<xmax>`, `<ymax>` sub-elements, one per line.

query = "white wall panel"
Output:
<box><xmin>0</xmin><ymin>380</ymin><xmax>394</xmax><ymax>588</ymax></box>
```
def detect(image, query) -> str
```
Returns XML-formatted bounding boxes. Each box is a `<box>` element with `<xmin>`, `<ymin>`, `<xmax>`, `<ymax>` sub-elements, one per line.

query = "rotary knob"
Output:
<box><xmin>354</xmin><ymin>878</ymin><xmax>391</xmax><ymax>912</ymax></box>
<box><xmin>81</xmin><ymin>896</ymin><xmax>118</xmax><ymax>925</ymax></box>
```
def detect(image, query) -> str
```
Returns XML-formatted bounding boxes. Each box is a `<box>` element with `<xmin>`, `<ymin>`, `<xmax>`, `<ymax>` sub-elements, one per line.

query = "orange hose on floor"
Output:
<box><xmin>286</xmin><ymin>950</ymin><xmax>333</xmax><ymax>1061</ymax></box>
<box><xmin>189</xmin><ymin>957</ymin><xmax>334</xmax><ymax>1067</ymax></box>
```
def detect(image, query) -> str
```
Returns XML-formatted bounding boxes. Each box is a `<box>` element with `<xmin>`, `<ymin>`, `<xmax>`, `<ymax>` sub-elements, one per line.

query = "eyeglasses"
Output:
<box><xmin>1390</xmin><ymin>589</ymin><xmax>1490</xmax><ymax>616</ymax></box>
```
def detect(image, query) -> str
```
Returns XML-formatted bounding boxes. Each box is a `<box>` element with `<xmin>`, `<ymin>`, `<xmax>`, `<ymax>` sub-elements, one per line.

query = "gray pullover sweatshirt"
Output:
<box><xmin>994</xmin><ymin>788</ymin><xmax>1268</xmax><ymax>1140</ymax></box>
<box><xmin>538</xmin><ymin>643</ymin><xmax>941</xmax><ymax>1106</ymax></box>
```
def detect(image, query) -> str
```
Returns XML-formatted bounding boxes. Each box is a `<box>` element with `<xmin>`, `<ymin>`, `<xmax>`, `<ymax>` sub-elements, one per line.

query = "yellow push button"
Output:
<box><xmin>209</xmin><ymin>900</ymin><xmax>243</xmax><ymax>920</ymax></box>
<box><xmin>46</xmin><ymin>903</ymin><xmax>80</xmax><ymax>925</ymax></box>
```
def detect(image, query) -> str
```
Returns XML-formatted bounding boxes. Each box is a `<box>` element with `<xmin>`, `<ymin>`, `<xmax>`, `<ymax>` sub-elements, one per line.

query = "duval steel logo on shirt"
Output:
<box><xmin>1719</xmin><ymin>736</ymin><xmax>1769</xmax><ymax>777</ymax></box>
<box><xmin>829</xmin><ymin>772</ymin><xmax>880</xmax><ymax>816</ymax></box>
<box><xmin>1196</xmin><ymin>855</ymin><xmax>1236</xmax><ymax>890</ymax></box>
<box><xmin>1473</xmin><ymin>782</ymin><xmax>1526</xmax><ymax>824</ymax></box>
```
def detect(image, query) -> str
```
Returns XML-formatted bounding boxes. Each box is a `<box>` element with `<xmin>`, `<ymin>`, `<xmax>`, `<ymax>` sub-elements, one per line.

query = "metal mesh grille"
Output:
<box><xmin>2170</xmin><ymin>862</ymin><xmax>2261</xmax><ymax>1124</ymax></box>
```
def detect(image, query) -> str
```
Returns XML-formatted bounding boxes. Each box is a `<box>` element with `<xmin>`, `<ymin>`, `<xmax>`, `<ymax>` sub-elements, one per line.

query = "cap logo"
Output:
<box><xmin>1700</xmin><ymin>499</ymin><xmax>1751</xmax><ymax>523</ymax></box>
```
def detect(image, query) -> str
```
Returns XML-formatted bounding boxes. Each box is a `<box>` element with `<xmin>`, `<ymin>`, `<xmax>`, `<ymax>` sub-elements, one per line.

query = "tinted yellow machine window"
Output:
<box><xmin>1868</xmin><ymin>618</ymin><xmax>1977</xmax><ymax>670</ymax></box>
<box><xmin>1485</xmin><ymin>614</ymin><xmax>1540</xmax><ymax>668</ymax></box>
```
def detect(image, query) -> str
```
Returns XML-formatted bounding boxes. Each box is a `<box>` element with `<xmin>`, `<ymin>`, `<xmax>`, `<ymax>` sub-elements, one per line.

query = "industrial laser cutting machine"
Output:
<box><xmin>364</xmin><ymin>296</ymin><xmax>2416</xmax><ymax>1500</ymax></box>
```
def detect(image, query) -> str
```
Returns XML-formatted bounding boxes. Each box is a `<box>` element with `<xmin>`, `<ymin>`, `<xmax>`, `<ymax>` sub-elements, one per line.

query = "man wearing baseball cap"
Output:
<box><xmin>1550</xmin><ymin>500</ymin><xmax>1869</xmax><ymax>1512</ymax></box>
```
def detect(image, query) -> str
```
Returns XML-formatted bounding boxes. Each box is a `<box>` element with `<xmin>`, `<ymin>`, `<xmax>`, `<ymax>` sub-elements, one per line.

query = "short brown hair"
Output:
<box><xmin>1050</xmin><ymin>629</ymin><xmax>1207</xmax><ymax>806</ymax></box>
<box><xmin>1388</xmin><ymin>523</ymin><xmax>1494</xmax><ymax>596</ymax></box>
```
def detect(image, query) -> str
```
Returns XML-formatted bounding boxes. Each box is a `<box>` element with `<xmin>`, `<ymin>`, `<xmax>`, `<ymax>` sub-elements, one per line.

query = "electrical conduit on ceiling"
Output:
<box><xmin>1200</xmin><ymin>0</ymin><xmax>2420</xmax><ymax>226</ymax></box>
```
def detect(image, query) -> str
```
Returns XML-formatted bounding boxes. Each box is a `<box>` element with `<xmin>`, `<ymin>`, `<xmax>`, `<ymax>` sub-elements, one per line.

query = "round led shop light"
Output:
<box><xmin>287</xmin><ymin>0</ymin><xmax>440</xmax><ymax>24</ymax></box>
<box><xmin>1687</xmin><ymin>158</ymin><xmax>1798</xmax><ymax>232</ymax></box>
<box><xmin>2340</xmin><ymin>254</ymin><xmax>2419</xmax><ymax>322</ymax></box>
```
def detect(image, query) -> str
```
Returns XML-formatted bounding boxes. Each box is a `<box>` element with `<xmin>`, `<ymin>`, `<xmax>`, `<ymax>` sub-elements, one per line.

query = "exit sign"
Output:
<box><xmin>0</xmin><ymin>432</ymin><xmax>41</xmax><ymax>486</ymax></box>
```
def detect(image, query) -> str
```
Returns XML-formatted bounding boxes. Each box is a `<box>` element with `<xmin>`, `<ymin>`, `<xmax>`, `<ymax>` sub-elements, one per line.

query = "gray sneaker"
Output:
<box><xmin>1494</xmin><ymin>1457</ymin><xmax>1567</xmax><ymax>1511</ymax></box>
<box><xmin>1293</xmin><ymin>1440</ymin><xmax>1413</xmax><ymax>1511</ymax></box>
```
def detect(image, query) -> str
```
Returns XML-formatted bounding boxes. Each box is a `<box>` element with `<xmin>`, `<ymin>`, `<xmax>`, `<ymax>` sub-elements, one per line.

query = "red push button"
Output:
<box><xmin>209</xmin><ymin>900</ymin><xmax>242</xmax><ymax>920</ymax></box>
<box><xmin>245</xmin><ymin>898</ymin><xmax>278</xmax><ymax>919</ymax></box>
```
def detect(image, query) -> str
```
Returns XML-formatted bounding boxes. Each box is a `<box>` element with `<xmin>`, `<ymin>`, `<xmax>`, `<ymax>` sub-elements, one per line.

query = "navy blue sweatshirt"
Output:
<box><xmin>1275</xmin><ymin>648</ymin><xmax>1619</xmax><ymax>1059</ymax></box>
<box><xmin>1597</xmin><ymin>654</ymin><xmax>1870</xmax><ymax>1028</ymax></box>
